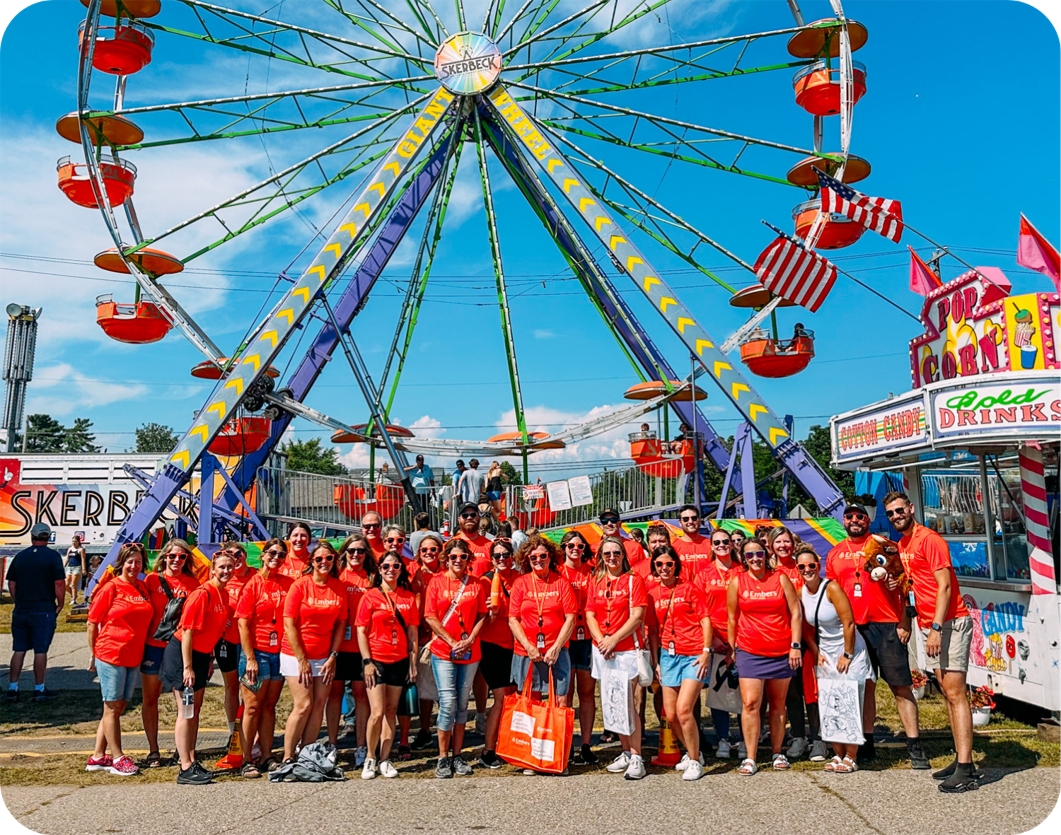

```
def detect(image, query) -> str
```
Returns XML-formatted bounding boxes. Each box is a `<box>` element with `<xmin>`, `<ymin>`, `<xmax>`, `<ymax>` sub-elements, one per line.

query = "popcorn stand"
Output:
<box><xmin>830</xmin><ymin>267</ymin><xmax>1060</xmax><ymax>713</ymax></box>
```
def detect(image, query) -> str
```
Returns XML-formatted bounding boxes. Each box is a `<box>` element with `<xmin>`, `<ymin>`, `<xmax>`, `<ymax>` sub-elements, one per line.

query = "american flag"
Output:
<box><xmin>814</xmin><ymin>167</ymin><xmax>903</xmax><ymax>243</ymax></box>
<box><xmin>754</xmin><ymin>233</ymin><xmax>837</xmax><ymax>313</ymax></box>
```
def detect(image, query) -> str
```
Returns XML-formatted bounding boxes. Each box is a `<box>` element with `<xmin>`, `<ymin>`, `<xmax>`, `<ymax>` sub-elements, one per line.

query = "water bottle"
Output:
<box><xmin>181</xmin><ymin>686</ymin><xmax>195</xmax><ymax>719</ymax></box>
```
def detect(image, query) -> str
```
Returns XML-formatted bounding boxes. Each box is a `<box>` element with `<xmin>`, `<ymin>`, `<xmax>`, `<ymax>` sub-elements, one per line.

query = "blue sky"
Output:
<box><xmin>0</xmin><ymin>0</ymin><xmax>1058</xmax><ymax>480</ymax></box>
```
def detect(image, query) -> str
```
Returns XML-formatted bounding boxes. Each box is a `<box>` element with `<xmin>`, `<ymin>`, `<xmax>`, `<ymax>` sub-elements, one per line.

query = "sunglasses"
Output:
<box><xmin>744</xmin><ymin>550</ymin><xmax>766</xmax><ymax>558</ymax></box>
<box><xmin>601</xmin><ymin>550</ymin><xmax>623</xmax><ymax>558</ymax></box>
<box><xmin>384</xmin><ymin>537</ymin><xmax>405</xmax><ymax>544</ymax></box>
<box><xmin>529</xmin><ymin>555</ymin><xmax>550</xmax><ymax>563</ymax></box>
<box><xmin>600</xmin><ymin>517</ymin><xmax>620</xmax><ymax>524</ymax></box>
<box><xmin>654</xmin><ymin>560</ymin><xmax>675</xmax><ymax>568</ymax></box>
<box><xmin>460</xmin><ymin>513</ymin><xmax>480</xmax><ymax>520</ymax></box>
<box><xmin>420</xmin><ymin>546</ymin><xmax>440</xmax><ymax>554</ymax></box>
<box><xmin>565</xmin><ymin>542</ymin><xmax>585</xmax><ymax>549</ymax></box>
<box><xmin>798</xmin><ymin>563</ymin><xmax>820</xmax><ymax>572</ymax></box>
<box><xmin>449</xmin><ymin>554</ymin><xmax>470</xmax><ymax>562</ymax></box>
<box><xmin>346</xmin><ymin>547</ymin><xmax>368</xmax><ymax>554</ymax></box>
<box><xmin>362</xmin><ymin>523</ymin><xmax>381</xmax><ymax>530</ymax></box>
<box><xmin>263</xmin><ymin>549</ymin><xmax>286</xmax><ymax>557</ymax></box>
<box><xmin>844</xmin><ymin>511</ymin><xmax>869</xmax><ymax>521</ymax></box>
<box><xmin>680</xmin><ymin>515</ymin><xmax>699</xmax><ymax>522</ymax></box>
<box><xmin>493</xmin><ymin>551</ymin><xmax>513</xmax><ymax>559</ymax></box>
<box><xmin>380</xmin><ymin>563</ymin><xmax>402</xmax><ymax>572</ymax></box>
<box><xmin>712</xmin><ymin>539</ymin><xmax>731</xmax><ymax>546</ymax></box>
<box><xmin>312</xmin><ymin>555</ymin><xmax>335</xmax><ymax>564</ymax></box>
<box><xmin>167</xmin><ymin>553</ymin><xmax>189</xmax><ymax>560</ymax></box>
<box><xmin>885</xmin><ymin>507</ymin><xmax>909</xmax><ymax>517</ymax></box>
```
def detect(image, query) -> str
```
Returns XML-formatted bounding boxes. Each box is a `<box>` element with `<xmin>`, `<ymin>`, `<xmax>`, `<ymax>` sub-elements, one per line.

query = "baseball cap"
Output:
<box><xmin>458</xmin><ymin>502</ymin><xmax>480</xmax><ymax>515</ymax></box>
<box><xmin>843</xmin><ymin>502</ymin><xmax>869</xmax><ymax>516</ymax></box>
<box><xmin>30</xmin><ymin>522</ymin><xmax>51</xmax><ymax>539</ymax></box>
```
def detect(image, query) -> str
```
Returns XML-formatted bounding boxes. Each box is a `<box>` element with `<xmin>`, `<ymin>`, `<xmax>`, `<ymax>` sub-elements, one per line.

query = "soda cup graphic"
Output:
<box><xmin>1020</xmin><ymin>344</ymin><xmax>1038</xmax><ymax>368</ymax></box>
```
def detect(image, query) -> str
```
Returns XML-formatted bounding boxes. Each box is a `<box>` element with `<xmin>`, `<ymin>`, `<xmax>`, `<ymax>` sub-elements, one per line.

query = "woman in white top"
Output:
<box><xmin>795</xmin><ymin>545</ymin><xmax>870</xmax><ymax>774</ymax></box>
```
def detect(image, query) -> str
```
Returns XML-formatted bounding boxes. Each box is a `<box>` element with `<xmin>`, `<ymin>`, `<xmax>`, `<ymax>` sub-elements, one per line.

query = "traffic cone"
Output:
<box><xmin>651</xmin><ymin>717</ymin><xmax>682</xmax><ymax>766</ymax></box>
<box><xmin>213</xmin><ymin>703</ymin><xmax>244</xmax><ymax>771</ymax></box>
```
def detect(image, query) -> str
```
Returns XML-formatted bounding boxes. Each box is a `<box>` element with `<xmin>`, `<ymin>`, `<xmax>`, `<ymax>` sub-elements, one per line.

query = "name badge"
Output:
<box><xmin>576</xmin><ymin>627</ymin><xmax>585</xmax><ymax>641</ymax></box>
<box><xmin>668</xmin><ymin>641</ymin><xmax>676</xmax><ymax>657</ymax></box>
<box><xmin>268</xmin><ymin>631</ymin><xmax>278</xmax><ymax>648</ymax></box>
<box><xmin>219</xmin><ymin>642</ymin><xmax>228</xmax><ymax>658</ymax></box>
<box><xmin>853</xmin><ymin>583</ymin><xmax>863</xmax><ymax>598</ymax></box>
<box><xmin>536</xmin><ymin>633</ymin><xmax>546</xmax><ymax>650</ymax></box>
<box><xmin>391</xmin><ymin>629</ymin><xmax>399</xmax><ymax>647</ymax></box>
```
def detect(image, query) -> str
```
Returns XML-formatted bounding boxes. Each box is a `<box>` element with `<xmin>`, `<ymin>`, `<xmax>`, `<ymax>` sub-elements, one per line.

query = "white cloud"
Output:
<box><xmin>532</xmin><ymin>328</ymin><xmax>555</xmax><ymax>339</ymax></box>
<box><xmin>24</xmin><ymin>363</ymin><xmax>149</xmax><ymax>416</ymax></box>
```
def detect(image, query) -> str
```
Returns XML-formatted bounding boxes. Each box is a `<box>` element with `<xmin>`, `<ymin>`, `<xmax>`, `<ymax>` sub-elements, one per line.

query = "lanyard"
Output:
<box><xmin>531</xmin><ymin>573</ymin><xmax>552</xmax><ymax>628</ymax></box>
<box><xmin>657</xmin><ymin>582</ymin><xmax>679</xmax><ymax>643</ymax></box>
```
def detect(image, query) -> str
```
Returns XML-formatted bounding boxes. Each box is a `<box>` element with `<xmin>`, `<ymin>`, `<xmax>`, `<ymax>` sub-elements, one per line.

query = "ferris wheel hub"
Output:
<box><xmin>434</xmin><ymin>32</ymin><xmax>502</xmax><ymax>96</ymax></box>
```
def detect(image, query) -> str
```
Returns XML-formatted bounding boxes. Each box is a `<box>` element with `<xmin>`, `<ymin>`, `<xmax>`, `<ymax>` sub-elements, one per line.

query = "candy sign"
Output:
<box><xmin>831</xmin><ymin>392</ymin><xmax>926</xmax><ymax>464</ymax></box>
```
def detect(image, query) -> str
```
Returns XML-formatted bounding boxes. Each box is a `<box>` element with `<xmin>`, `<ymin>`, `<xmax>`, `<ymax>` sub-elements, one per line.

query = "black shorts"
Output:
<box><xmin>160</xmin><ymin>638</ymin><xmax>212</xmax><ymax>692</ymax></box>
<box><xmin>213</xmin><ymin>639</ymin><xmax>239</xmax><ymax>673</ymax></box>
<box><xmin>371</xmin><ymin>657</ymin><xmax>410</xmax><ymax>688</ymax></box>
<box><xmin>479</xmin><ymin>641</ymin><xmax>515</xmax><ymax>690</ymax></box>
<box><xmin>858</xmin><ymin>622</ymin><xmax>914</xmax><ymax>688</ymax></box>
<box><xmin>568</xmin><ymin>639</ymin><xmax>592</xmax><ymax>671</ymax></box>
<box><xmin>335</xmin><ymin>651</ymin><xmax>363</xmax><ymax>682</ymax></box>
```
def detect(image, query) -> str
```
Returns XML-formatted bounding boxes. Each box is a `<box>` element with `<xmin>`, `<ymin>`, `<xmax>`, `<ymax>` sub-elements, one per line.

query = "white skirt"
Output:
<box><xmin>279</xmin><ymin>652</ymin><xmax>329</xmax><ymax>678</ymax></box>
<box><xmin>590</xmin><ymin>645</ymin><xmax>640</xmax><ymax>681</ymax></box>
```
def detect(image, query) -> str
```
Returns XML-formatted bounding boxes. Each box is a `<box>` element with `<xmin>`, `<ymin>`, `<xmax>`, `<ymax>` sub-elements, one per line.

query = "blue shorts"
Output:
<box><xmin>96</xmin><ymin>659</ymin><xmax>138</xmax><ymax>702</ymax></box>
<box><xmin>238</xmin><ymin>648</ymin><xmax>282</xmax><ymax>682</ymax></box>
<box><xmin>11</xmin><ymin>610</ymin><xmax>57</xmax><ymax>654</ymax></box>
<box><xmin>659</xmin><ymin>651</ymin><xmax>710</xmax><ymax>688</ymax></box>
<box><xmin>510</xmin><ymin>649</ymin><xmax>571</xmax><ymax>697</ymax></box>
<box><xmin>486</xmin><ymin>490</ymin><xmax>502</xmax><ymax>501</ymax></box>
<box><xmin>140</xmin><ymin>643</ymin><xmax>166</xmax><ymax>675</ymax></box>
<box><xmin>568</xmin><ymin>639</ymin><xmax>592</xmax><ymax>671</ymax></box>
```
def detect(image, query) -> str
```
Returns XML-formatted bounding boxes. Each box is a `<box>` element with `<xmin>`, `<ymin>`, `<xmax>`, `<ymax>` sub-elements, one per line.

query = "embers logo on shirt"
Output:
<box><xmin>742</xmin><ymin>588</ymin><xmax>779</xmax><ymax>600</ymax></box>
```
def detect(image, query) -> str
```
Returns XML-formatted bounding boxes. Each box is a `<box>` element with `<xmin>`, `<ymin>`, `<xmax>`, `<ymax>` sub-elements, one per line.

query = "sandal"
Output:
<box><xmin>772</xmin><ymin>754</ymin><xmax>791</xmax><ymax>770</ymax></box>
<box><xmin>841</xmin><ymin>756</ymin><xmax>858</xmax><ymax>772</ymax></box>
<box><xmin>261</xmin><ymin>756</ymin><xmax>280</xmax><ymax>773</ymax></box>
<box><xmin>397</xmin><ymin>745</ymin><xmax>412</xmax><ymax>762</ymax></box>
<box><xmin>738</xmin><ymin>758</ymin><xmax>758</xmax><ymax>776</ymax></box>
<box><xmin>143</xmin><ymin>751</ymin><xmax>163</xmax><ymax>769</ymax></box>
<box><xmin>241</xmin><ymin>761</ymin><xmax>262</xmax><ymax>779</ymax></box>
<box><xmin>600</xmin><ymin>731</ymin><xmax>616</xmax><ymax>744</ymax></box>
<box><xmin>823</xmin><ymin>756</ymin><xmax>843</xmax><ymax>773</ymax></box>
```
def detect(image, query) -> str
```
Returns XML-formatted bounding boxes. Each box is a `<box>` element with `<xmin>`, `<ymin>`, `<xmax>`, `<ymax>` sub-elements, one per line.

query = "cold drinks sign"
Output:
<box><xmin>931</xmin><ymin>378</ymin><xmax>1061</xmax><ymax>442</ymax></box>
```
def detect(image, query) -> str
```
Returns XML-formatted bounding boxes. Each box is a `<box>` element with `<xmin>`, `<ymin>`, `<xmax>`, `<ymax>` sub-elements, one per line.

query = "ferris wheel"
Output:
<box><xmin>63</xmin><ymin>0</ymin><xmax>873</xmax><ymax>567</ymax></box>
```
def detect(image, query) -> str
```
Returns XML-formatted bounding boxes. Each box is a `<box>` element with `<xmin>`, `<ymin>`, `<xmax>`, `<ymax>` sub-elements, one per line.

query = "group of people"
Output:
<box><xmin>7</xmin><ymin>489</ymin><xmax>977</xmax><ymax>792</ymax></box>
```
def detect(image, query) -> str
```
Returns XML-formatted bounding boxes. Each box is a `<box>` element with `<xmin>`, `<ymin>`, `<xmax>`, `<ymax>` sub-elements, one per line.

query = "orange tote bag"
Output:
<box><xmin>497</xmin><ymin>666</ymin><xmax>574</xmax><ymax>774</ymax></box>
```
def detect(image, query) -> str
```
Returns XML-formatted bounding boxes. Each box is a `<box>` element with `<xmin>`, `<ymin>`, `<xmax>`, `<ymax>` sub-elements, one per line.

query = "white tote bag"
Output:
<box><xmin>705</xmin><ymin>653</ymin><xmax>742</xmax><ymax>714</ymax></box>
<box><xmin>816</xmin><ymin>666</ymin><xmax>866</xmax><ymax>746</ymax></box>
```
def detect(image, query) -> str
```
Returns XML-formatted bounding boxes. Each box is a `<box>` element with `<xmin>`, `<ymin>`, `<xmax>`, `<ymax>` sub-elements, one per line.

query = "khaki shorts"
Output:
<box><xmin>921</xmin><ymin>615</ymin><xmax>972</xmax><ymax>673</ymax></box>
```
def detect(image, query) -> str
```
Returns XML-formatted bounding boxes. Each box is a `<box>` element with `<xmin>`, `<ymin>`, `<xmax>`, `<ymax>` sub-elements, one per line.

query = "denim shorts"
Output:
<box><xmin>238</xmin><ymin>647</ymin><xmax>282</xmax><ymax>682</ymax></box>
<box><xmin>11</xmin><ymin>610</ymin><xmax>57</xmax><ymax>654</ymax></box>
<box><xmin>510</xmin><ymin>649</ymin><xmax>571</xmax><ymax>697</ymax></box>
<box><xmin>96</xmin><ymin>659</ymin><xmax>138</xmax><ymax>702</ymax></box>
<box><xmin>140</xmin><ymin>643</ymin><xmax>166</xmax><ymax>675</ymax></box>
<box><xmin>659</xmin><ymin>651</ymin><xmax>710</xmax><ymax>688</ymax></box>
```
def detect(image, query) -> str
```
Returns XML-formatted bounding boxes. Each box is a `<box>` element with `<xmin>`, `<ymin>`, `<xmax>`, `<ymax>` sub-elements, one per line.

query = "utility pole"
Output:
<box><xmin>2</xmin><ymin>304</ymin><xmax>41</xmax><ymax>453</ymax></box>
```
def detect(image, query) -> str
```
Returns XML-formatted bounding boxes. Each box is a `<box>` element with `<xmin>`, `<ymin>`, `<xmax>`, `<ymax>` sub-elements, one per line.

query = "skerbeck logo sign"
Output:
<box><xmin>434</xmin><ymin>33</ymin><xmax>502</xmax><ymax>95</ymax></box>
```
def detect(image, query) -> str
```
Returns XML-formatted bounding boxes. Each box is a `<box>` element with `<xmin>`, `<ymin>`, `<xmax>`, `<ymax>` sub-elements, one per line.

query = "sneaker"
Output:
<box><xmin>411</xmin><ymin>729</ymin><xmax>433</xmax><ymax>750</ymax></box>
<box><xmin>908</xmin><ymin>739</ymin><xmax>932</xmax><ymax>771</ymax></box>
<box><xmin>379</xmin><ymin>760</ymin><xmax>399</xmax><ymax>779</ymax></box>
<box><xmin>5</xmin><ymin>688</ymin><xmax>18</xmax><ymax>703</ymax></box>
<box><xmin>932</xmin><ymin>757</ymin><xmax>983</xmax><ymax>780</ymax></box>
<box><xmin>939</xmin><ymin>763</ymin><xmax>980</xmax><ymax>794</ymax></box>
<box><xmin>177</xmin><ymin>762</ymin><xmax>214</xmax><ymax>785</ymax></box>
<box><xmin>682</xmin><ymin>759</ymin><xmax>704</xmax><ymax>781</ymax></box>
<box><xmin>354</xmin><ymin>746</ymin><xmax>368</xmax><ymax>767</ymax></box>
<box><xmin>737</xmin><ymin>740</ymin><xmax>747</xmax><ymax>760</ymax></box>
<box><xmin>578</xmin><ymin>743</ymin><xmax>598</xmax><ymax>765</ymax></box>
<box><xmin>716</xmin><ymin>739</ymin><xmax>732</xmax><ymax>760</ymax></box>
<box><xmin>33</xmin><ymin>687</ymin><xmax>57</xmax><ymax>702</ymax></box>
<box><xmin>522</xmin><ymin>768</ymin><xmax>536</xmax><ymax>775</ymax></box>
<box><xmin>474</xmin><ymin>713</ymin><xmax>487</xmax><ymax>735</ymax></box>
<box><xmin>342</xmin><ymin>721</ymin><xmax>356</xmax><ymax>738</ymax></box>
<box><xmin>108</xmin><ymin>755</ymin><xmax>139</xmax><ymax>776</ymax></box>
<box><xmin>452</xmin><ymin>755</ymin><xmax>473</xmax><ymax>776</ymax></box>
<box><xmin>675</xmin><ymin>752</ymin><xmax>704</xmax><ymax>772</ymax></box>
<box><xmin>606</xmin><ymin>751</ymin><xmax>631</xmax><ymax>773</ymax></box>
<box><xmin>86</xmin><ymin>755</ymin><xmax>113</xmax><ymax>772</ymax></box>
<box><xmin>808</xmin><ymin>740</ymin><xmax>829</xmax><ymax>762</ymax></box>
<box><xmin>786</xmin><ymin>736</ymin><xmax>809</xmax><ymax>759</ymax></box>
<box><xmin>361</xmin><ymin>758</ymin><xmax>377</xmax><ymax>780</ymax></box>
<box><xmin>477</xmin><ymin>751</ymin><xmax>502</xmax><ymax>769</ymax></box>
<box><xmin>858</xmin><ymin>737</ymin><xmax>877</xmax><ymax>762</ymax></box>
<box><xmin>623</xmin><ymin>754</ymin><xmax>646</xmax><ymax>780</ymax></box>
<box><xmin>435</xmin><ymin>757</ymin><xmax>453</xmax><ymax>779</ymax></box>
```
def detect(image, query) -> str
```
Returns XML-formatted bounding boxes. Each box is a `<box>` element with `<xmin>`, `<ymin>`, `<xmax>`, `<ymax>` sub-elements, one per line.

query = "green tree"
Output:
<box><xmin>24</xmin><ymin>414</ymin><xmax>65</xmax><ymax>452</ymax></box>
<box><xmin>135</xmin><ymin>422</ymin><xmax>179</xmax><ymax>453</ymax></box>
<box><xmin>499</xmin><ymin>461</ymin><xmax>523</xmax><ymax>487</ymax></box>
<box><xmin>63</xmin><ymin>418</ymin><xmax>100</xmax><ymax>453</ymax></box>
<box><xmin>281</xmin><ymin>437</ymin><xmax>346</xmax><ymax>475</ymax></box>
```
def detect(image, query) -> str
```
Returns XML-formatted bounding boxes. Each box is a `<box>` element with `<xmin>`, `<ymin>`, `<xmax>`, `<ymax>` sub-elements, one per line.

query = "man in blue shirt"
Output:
<box><xmin>6</xmin><ymin>523</ymin><xmax>65</xmax><ymax>702</ymax></box>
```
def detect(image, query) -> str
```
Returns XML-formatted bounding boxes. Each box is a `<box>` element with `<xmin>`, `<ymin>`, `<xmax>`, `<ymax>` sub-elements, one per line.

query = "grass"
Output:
<box><xmin>0</xmin><ymin>601</ymin><xmax>91</xmax><ymax>635</ymax></box>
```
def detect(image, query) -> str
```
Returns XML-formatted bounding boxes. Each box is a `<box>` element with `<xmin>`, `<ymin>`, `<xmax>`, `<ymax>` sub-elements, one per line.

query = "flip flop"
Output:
<box><xmin>142</xmin><ymin>751</ymin><xmax>163</xmax><ymax>769</ymax></box>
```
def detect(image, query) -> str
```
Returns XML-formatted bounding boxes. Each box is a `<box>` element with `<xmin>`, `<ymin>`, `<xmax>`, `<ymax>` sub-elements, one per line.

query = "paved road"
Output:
<box><xmin>2</xmin><ymin>768</ymin><xmax>1058</xmax><ymax>835</ymax></box>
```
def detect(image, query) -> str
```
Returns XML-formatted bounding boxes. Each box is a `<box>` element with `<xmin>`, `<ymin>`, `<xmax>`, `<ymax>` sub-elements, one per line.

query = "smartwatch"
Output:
<box><xmin>842</xmin><ymin>651</ymin><xmax>854</xmax><ymax>660</ymax></box>
<box><xmin>790</xmin><ymin>642</ymin><xmax>802</xmax><ymax>650</ymax></box>
<box><xmin>329</xmin><ymin>651</ymin><xmax>339</xmax><ymax>659</ymax></box>
<box><xmin>930</xmin><ymin>622</ymin><xmax>943</xmax><ymax>633</ymax></box>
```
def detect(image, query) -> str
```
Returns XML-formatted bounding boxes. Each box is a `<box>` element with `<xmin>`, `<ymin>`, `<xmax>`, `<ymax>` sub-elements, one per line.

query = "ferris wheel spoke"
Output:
<box><xmin>322</xmin><ymin>0</ymin><xmax>438</xmax><ymax>58</ymax></box>
<box><xmin>506</xmin><ymin>0</ymin><xmax>608</xmax><ymax>59</ymax></box>
<box><xmin>403</xmin><ymin>0</ymin><xmax>446</xmax><ymax>45</ymax></box>
<box><xmin>493</xmin><ymin>0</ymin><xmax>540</xmax><ymax>43</ymax></box>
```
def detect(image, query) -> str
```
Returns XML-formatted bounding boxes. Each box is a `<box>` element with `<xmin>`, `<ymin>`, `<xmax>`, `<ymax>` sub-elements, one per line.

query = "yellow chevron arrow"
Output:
<box><xmin>562</xmin><ymin>178</ymin><xmax>579</xmax><ymax>194</ymax></box>
<box><xmin>749</xmin><ymin>403</ymin><xmax>767</xmax><ymax>422</ymax></box>
<box><xmin>626</xmin><ymin>256</ymin><xmax>643</xmax><ymax>272</ymax></box>
<box><xmin>713</xmin><ymin>361</ymin><xmax>731</xmax><ymax>377</ymax></box>
<box><xmin>308</xmin><ymin>265</ymin><xmax>326</xmax><ymax>283</ymax></box>
<box><xmin>643</xmin><ymin>275</ymin><xmax>660</xmax><ymax>292</ymax></box>
<box><xmin>383</xmin><ymin>162</ymin><xmax>400</xmax><ymax>177</ymax></box>
<box><xmin>695</xmin><ymin>338</ymin><xmax>712</xmax><ymax>355</ymax></box>
<box><xmin>731</xmin><ymin>382</ymin><xmax>750</xmax><ymax>401</ymax></box>
<box><xmin>242</xmin><ymin>353</ymin><xmax>261</xmax><ymax>373</ymax></box>
<box><xmin>207</xmin><ymin>402</ymin><xmax>227</xmax><ymax>421</ymax></box>
<box><xmin>769</xmin><ymin>427</ymin><xmax>790</xmax><ymax>446</ymax></box>
<box><xmin>594</xmin><ymin>216</ymin><xmax>612</xmax><ymax>233</ymax></box>
<box><xmin>353</xmin><ymin>203</ymin><xmax>370</xmax><ymax>219</ymax></box>
<box><xmin>578</xmin><ymin>196</ymin><xmax>596</xmax><ymax>213</ymax></box>
<box><xmin>659</xmin><ymin>297</ymin><xmax>676</xmax><ymax>313</ymax></box>
<box><xmin>324</xmin><ymin>243</ymin><xmax>342</xmax><ymax>260</ymax></box>
<box><xmin>261</xmin><ymin>330</ymin><xmax>278</xmax><ymax>348</ymax></box>
<box><xmin>189</xmin><ymin>424</ymin><xmax>209</xmax><ymax>443</ymax></box>
<box><xmin>170</xmin><ymin>450</ymin><xmax>191</xmax><ymax>469</ymax></box>
<box><xmin>609</xmin><ymin>235</ymin><xmax>626</xmax><ymax>251</ymax></box>
<box><xmin>369</xmin><ymin>182</ymin><xmax>385</xmax><ymax>198</ymax></box>
<box><xmin>224</xmin><ymin>377</ymin><xmax>244</xmax><ymax>396</ymax></box>
<box><xmin>276</xmin><ymin>308</ymin><xmax>294</xmax><ymax>326</ymax></box>
<box><xmin>677</xmin><ymin>317</ymin><xmax>694</xmax><ymax>334</ymax></box>
<box><xmin>293</xmin><ymin>287</ymin><xmax>310</xmax><ymax>304</ymax></box>
<box><xmin>339</xmin><ymin>222</ymin><xmax>357</xmax><ymax>238</ymax></box>
<box><xmin>547</xmin><ymin>159</ymin><xmax>562</xmax><ymax>173</ymax></box>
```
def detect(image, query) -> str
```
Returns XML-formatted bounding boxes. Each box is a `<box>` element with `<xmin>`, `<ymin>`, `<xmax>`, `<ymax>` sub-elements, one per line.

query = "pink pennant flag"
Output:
<box><xmin>1018</xmin><ymin>214</ymin><xmax>1060</xmax><ymax>290</ymax></box>
<box><xmin>909</xmin><ymin>247</ymin><xmax>942</xmax><ymax>296</ymax></box>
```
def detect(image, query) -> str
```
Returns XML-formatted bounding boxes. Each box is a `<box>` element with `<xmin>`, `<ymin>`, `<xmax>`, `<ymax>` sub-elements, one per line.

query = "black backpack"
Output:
<box><xmin>152</xmin><ymin>575</ymin><xmax>187</xmax><ymax>643</ymax></box>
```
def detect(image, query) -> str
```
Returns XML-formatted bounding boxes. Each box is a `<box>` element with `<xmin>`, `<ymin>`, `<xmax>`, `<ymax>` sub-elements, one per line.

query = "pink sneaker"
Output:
<box><xmin>86</xmin><ymin>755</ymin><xmax>113</xmax><ymax>772</ymax></box>
<box><xmin>109</xmin><ymin>755</ymin><xmax>139</xmax><ymax>776</ymax></box>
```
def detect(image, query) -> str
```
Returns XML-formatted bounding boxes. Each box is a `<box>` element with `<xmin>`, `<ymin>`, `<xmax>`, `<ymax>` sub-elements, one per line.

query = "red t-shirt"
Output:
<box><xmin>508</xmin><ymin>572</ymin><xmax>578</xmax><ymax>657</ymax></box>
<box><xmin>673</xmin><ymin>534</ymin><xmax>713</xmax><ymax>579</ymax></box>
<box><xmin>367</xmin><ymin>538</ymin><xmax>386</xmax><ymax>560</ymax></box>
<box><xmin>694</xmin><ymin>559</ymin><xmax>739</xmax><ymax>635</ymax></box>
<box><xmin>424</xmin><ymin>573</ymin><xmax>488</xmax><ymax>663</ymax></box>
<box><xmin>338</xmin><ymin>568</ymin><xmax>373</xmax><ymax>652</ymax></box>
<box><xmin>898</xmin><ymin>523</ymin><xmax>970</xmax><ymax>628</ymax></box>
<box><xmin>622</xmin><ymin>537</ymin><xmax>647</xmax><ymax>569</ymax></box>
<box><xmin>478</xmin><ymin>569</ymin><xmax>519</xmax><ymax>648</ymax></box>
<box><xmin>586</xmin><ymin>572</ymin><xmax>649</xmax><ymax>652</ymax></box>
<box><xmin>647</xmin><ymin>579</ymin><xmax>709</xmax><ymax>656</ymax></box>
<box><xmin>222</xmin><ymin>567</ymin><xmax>255</xmax><ymax>643</ymax></box>
<box><xmin>355</xmin><ymin>587</ymin><xmax>421</xmax><ymax>664</ymax></box>
<box><xmin>89</xmin><ymin>576</ymin><xmax>154</xmax><ymax>668</ymax></box>
<box><xmin>176</xmin><ymin>583</ymin><xmax>231</xmax><ymax>654</ymax></box>
<box><xmin>278</xmin><ymin>549</ymin><xmax>310</xmax><ymax>580</ymax></box>
<box><xmin>235</xmin><ymin>572</ymin><xmax>294</xmax><ymax>653</ymax></box>
<box><xmin>144</xmin><ymin>572</ymin><xmax>200</xmax><ymax>649</ymax></box>
<box><xmin>733</xmin><ymin>570</ymin><xmax>792</xmax><ymax>657</ymax></box>
<box><xmin>282</xmin><ymin>575</ymin><xmax>348</xmax><ymax>658</ymax></box>
<box><xmin>454</xmin><ymin>531</ymin><xmax>494</xmax><ymax>577</ymax></box>
<box><xmin>826</xmin><ymin>537</ymin><xmax>904</xmax><ymax>625</ymax></box>
<box><xmin>558</xmin><ymin>561</ymin><xmax>594</xmax><ymax>641</ymax></box>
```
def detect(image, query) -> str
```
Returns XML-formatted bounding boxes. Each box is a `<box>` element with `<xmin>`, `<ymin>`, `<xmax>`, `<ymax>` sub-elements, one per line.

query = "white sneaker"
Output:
<box><xmin>737</xmin><ymin>741</ymin><xmax>748</xmax><ymax>760</ymax></box>
<box><xmin>682</xmin><ymin>759</ymin><xmax>704</xmax><ymax>781</ymax></box>
<box><xmin>676</xmin><ymin>752</ymin><xmax>705</xmax><ymax>771</ymax></box>
<box><xmin>354</xmin><ymin>746</ymin><xmax>367</xmax><ymax>767</ymax></box>
<box><xmin>606</xmin><ymin>752</ymin><xmax>631</xmax><ymax>773</ymax></box>
<box><xmin>474</xmin><ymin>713</ymin><xmax>486</xmax><ymax>735</ymax></box>
<box><xmin>379</xmin><ymin>760</ymin><xmax>398</xmax><ymax>778</ymax></box>
<box><xmin>361</xmin><ymin>758</ymin><xmax>377</xmax><ymax>780</ymax></box>
<box><xmin>716</xmin><ymin>739</ymin><xmax>732</xmax><ymax>759</ymax></box>
<box><xmin>623</xmin><ymin>754</ymin><xmax>646</xmax><ymax>780</ymax></box>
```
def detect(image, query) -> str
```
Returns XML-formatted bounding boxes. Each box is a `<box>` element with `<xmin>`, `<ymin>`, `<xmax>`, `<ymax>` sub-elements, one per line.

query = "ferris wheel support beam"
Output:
<box><xmin>484</xmin><ymin>85</ymin><xmax>844</xmax><ymax>520</ymax></box>
<box><xmin>480</xmin><ymin>112</ymin><xmax>743</xmax><ymax>500</ymax></box>
<box><xmin>90</xmin><ymin>87</ymin><xmax>459</xmax><ymax>589</ymax></box>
